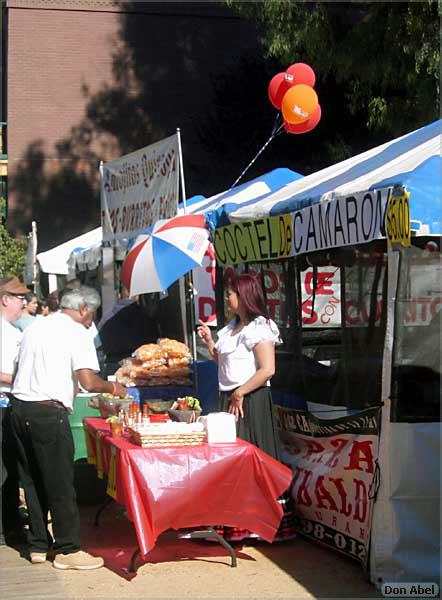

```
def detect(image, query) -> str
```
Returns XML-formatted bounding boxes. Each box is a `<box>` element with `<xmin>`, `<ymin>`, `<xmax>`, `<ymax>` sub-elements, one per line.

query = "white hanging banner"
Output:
<box><xmin>193</xmin><ymin>244</ymin><xmax>217</xmax><ymax>326</ymax></box>
<box><xmin>101</xmin><ymin>134</ymin><xmax>179</xmax><ymax>242</ymax></box>
<box><xmin>278</xmin><ymin>406</ymin><xmax>381</xmax><ymax>564</ymax></box>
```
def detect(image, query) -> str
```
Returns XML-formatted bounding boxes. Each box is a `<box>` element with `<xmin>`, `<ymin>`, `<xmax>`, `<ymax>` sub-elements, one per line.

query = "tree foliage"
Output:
<box><xmin>0</xmin><ymin>223</ymin><xmax>27</xmax><ymax>279</ymax></box>
<box><xmin>225</xmin><ymin>1</ymin><xmax>440</xmax><ymax>135</ymax></box>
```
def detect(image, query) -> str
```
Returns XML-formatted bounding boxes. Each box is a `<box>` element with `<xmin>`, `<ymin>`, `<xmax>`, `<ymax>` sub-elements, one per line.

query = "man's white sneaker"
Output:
<box><xmin>30</xmin><ymin>552</ymin><xmax>47</xmax><ymax>564</ymax></box>
<box><xmin>53</xmin><ymin>551</ymin><xmax>104</xmax><ymax>570</ymax></box>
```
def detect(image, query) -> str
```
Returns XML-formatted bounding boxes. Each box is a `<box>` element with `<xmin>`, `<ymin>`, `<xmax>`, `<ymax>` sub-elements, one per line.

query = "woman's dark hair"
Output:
<box><xmin>228</xmin><ymin>272</ymin><xmax>269</xmax><ymax>321</ymax></box>
<box><xmin>46</xmin><ymin>290</ymin><xmax>60</xmax><ymax>312</ymax></box>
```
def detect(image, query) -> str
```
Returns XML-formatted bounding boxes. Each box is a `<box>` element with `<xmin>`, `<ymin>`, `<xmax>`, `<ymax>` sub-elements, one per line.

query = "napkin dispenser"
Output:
<box><xmin>199</xmin><ymin>412</ymin><xmax>237</xmax><ymax>444</ymax></box>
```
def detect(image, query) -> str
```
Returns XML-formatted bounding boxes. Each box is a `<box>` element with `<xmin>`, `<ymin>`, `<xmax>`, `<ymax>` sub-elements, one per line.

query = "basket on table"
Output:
<box><xmin>128</xmin><ymin>428</ymin><xmax>206</xmax><ymax>448</ymax></box>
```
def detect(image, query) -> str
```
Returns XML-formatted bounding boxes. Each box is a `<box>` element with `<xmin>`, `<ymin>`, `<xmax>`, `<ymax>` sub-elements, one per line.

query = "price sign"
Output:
<box><xmin>385</xmin><ymin>190</ymin><xmax>410</xmax><ymax>248</ymax></box>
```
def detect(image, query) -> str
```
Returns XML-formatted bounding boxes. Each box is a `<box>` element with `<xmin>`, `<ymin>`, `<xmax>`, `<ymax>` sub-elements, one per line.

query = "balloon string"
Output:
<box><xmin>230</xmin><ymin>113</ymin><xmax>284</xmax><ymax>189</ymax></box>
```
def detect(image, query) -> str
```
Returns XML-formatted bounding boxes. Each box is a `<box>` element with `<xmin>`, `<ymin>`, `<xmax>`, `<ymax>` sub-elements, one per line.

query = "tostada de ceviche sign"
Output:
<box><xmin>276</xmin><ymin>406</ymin><xmax>381</xmax><ymax>563</ymax></box>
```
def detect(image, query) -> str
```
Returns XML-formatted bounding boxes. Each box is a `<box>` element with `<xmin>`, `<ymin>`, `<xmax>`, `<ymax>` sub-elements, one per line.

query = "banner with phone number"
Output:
<box><xmin>276</xmin><ymin>406</ymin><xmax>381</xmax><ymax>563</ymax></box>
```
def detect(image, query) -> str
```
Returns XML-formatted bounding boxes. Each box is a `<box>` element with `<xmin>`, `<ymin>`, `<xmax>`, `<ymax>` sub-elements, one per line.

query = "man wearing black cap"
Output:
<box><xmin>0</xmin><ymin>276</ymin><xmax>30</xmax><ymax>545</ymax></box>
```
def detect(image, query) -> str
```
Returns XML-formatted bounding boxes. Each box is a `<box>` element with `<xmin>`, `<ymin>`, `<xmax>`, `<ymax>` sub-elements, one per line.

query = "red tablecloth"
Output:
<box><xmin>84</xmin><ymin>417</ymin><xmax>292</xmax><ymax>558</ymax></box>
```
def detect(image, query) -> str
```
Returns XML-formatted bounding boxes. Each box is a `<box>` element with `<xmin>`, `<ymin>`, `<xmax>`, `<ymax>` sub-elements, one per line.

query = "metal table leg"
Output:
<box><xmin>94</xmin><ymin>496</ymin><xmax>113</xmax><ymax>527</ymax></box>
<box><xmin>178</xmin><ymin>527</ymin><xmax>237</xmax><ymax>568</ymax></box>
<box><xmin>128</xmin><ymin>527</ymin><xmax>238</xmax><ymax>573</ymax></box>
<box><xmin>129</xmin><ymin>548</ymin><xmax>141</xmax><ymax>573</ymax></box>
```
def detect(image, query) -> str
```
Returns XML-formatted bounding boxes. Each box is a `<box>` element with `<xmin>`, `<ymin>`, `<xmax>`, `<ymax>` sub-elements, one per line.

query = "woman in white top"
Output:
<box><xmin>198</xmin><ymin>272</ymin><xmax>281</xmax><ymax>460</ymax></box>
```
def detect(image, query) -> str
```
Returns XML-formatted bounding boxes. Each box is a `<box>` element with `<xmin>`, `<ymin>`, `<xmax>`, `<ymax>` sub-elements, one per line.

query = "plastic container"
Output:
<box><xmin>204</xmin><ymin>412</ymin><xmax>237</xmax><ymax>444</ymax></box>
<box><xmin>148</xmin><ymin>414</ymin><xmax>171</xmax><ymax>423</ymax></box>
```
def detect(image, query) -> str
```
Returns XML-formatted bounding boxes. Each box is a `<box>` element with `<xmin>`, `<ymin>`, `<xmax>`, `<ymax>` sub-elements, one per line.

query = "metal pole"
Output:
<box><xmin>176</xmin><ymin>128</ymin><xmax>187</xmax><ymax>215</ymax></box>
<box><xmin>100</xmin><ymin>160</ymin><xmax>116</xmax><ymax>314</ymax></box>
<box><xmin>176</xmin><ymin>129</ymin><xmax>198</xmax><ymax>392</ymax></box>
<box><xmin>31</xmin><ymin>220</ymin><xmax>40</xmax><ymax>298</ymax></box>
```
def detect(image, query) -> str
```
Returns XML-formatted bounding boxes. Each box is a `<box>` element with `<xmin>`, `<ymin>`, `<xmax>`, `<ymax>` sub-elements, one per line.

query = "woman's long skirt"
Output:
<box><xmin>219</xmin><ymin>386</ymin><xmax>280</xmax><ymax>461</ymax></box>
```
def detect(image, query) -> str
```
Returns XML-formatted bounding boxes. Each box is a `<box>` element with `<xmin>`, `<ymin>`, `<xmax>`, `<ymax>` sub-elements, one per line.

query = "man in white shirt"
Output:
<box><xmin>10</xmin><ymin>286</ymin><xmax>127</xmax><ymax>570</ymax></box>
<box><xmin>0</xmin><ymin>276</ymin><xmax>30</xmax><ymax>546</ymax></box>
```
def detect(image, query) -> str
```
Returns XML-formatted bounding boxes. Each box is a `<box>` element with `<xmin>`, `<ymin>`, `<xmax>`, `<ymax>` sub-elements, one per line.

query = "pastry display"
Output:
<box><xmin>115</xmin><ymin>338</ymin><xmax>192</xmax><ymax>387</ymax></box>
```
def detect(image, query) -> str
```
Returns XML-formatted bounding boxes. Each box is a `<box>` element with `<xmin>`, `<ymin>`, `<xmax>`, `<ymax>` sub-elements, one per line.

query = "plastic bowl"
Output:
<box><xmin>168</xmin><ymin>409</ymin><xmax>202</xmax><ymax>423</ymax></box>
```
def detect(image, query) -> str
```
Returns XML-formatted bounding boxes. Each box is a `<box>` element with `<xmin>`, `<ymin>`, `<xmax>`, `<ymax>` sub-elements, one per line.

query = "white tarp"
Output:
<box><xmin>101</xmin><ymin>134</ymin><xmax>180</xmax><ymax>242</ymax></box>
<box><xmin>37</xmin><ymin>227</ymin><xmax>102</xmax><ymax>275</ymax></box>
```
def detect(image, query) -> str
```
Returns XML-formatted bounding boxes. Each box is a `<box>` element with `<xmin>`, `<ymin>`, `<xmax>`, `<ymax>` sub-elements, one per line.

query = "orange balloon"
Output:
<box><xmin>281</xmin><ymin>84</ymin><xmax>318</xmax><ymax>124</ymax></box>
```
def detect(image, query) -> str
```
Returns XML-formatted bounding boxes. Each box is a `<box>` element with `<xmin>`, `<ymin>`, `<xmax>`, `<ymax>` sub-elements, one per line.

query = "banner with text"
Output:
<box><xmin>290</xmin><ymin>188</ymin><xmax>390</xmax><ymax>256</ymax></box>
<box><xmin>214</xmin><ymin>214</ymin><xmax>293</xmax><ymax>266</ymax></box>
<box><xmin>193</xmin><ymin>244</ymin><xmax>217</xmax><ymax>325</ymax></box>
<box><xmin>101</xmin><ymin>134</ymin><xmax>179</xmax><ymax>242</ymax></box>
<box><xmin>214</xmin><ymin>188</ymin><xmax>392</xmax><ymax>265</ymax></box>
<box><xmin>277</xmin><ymin>406</ymin><xmax>381</xmax><ymax>563</ymax></box>
<box><xmin>385</xmin><ymin>189</ymin><xmax>411</xmax><ymax>248</ymax></box>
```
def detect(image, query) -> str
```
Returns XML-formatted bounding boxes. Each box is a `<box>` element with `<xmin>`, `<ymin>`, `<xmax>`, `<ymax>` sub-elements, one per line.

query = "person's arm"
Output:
<box><xmin>228</xmin><ymin>340</ymin><xmax>275</xmax><ymax>419</ymax></box>
<box><xmin>76</xmin><ymin>369</ymin><xmax>127</xmax><ymax>398</ymax></box>
<box><xmin>196</xmin><ymin>320</ymin><xmax>218</xmax><ymax>364</ymax></box>
<box><xmin>0</xmin><ymin>372</ymin><xmax>13</xmax><ymax>386</ymax></box>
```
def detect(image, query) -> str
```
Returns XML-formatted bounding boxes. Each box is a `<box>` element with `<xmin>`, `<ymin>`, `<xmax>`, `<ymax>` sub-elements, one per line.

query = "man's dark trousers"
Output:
<box><xmin>0</xmin><ymin>405</ymin><xmax>21</xmax><ymax>542</ymax></box>
<box><xmin>10</xmin><ymin>397</ymin><xmax>81</xmax><ymax>554</ymax></box>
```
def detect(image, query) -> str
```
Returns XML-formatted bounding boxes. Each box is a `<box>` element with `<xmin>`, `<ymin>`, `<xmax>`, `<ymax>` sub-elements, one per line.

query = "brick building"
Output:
<box><xmin>3</xmin><ymin>0</ymin><xmax>276</xmax><ymax>250</ymax></box>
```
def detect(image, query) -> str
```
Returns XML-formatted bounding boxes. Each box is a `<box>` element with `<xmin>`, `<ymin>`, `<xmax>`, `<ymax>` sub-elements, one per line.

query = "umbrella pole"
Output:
<box><xmin>186</xmin><ymin>272</ymin><xmax>199</xmax><ymax>395</ymax></box>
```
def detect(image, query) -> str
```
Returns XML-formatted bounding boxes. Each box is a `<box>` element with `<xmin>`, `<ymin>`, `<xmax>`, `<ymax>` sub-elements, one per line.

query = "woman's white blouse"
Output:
<box><xmin>215</xmin><ymin>316</ymin><xmax>281</xmax><ymax>391</ymax></box>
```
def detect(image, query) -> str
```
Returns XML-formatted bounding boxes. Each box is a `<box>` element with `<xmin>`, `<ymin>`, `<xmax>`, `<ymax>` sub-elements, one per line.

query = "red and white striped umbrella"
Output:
<box><xmin>121</xmin><ymin>214</ymin><xmax>210</xmax><ymax>295</ymax></box>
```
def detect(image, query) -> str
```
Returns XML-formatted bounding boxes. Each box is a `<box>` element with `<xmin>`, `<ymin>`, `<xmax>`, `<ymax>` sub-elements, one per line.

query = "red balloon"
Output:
<box><xmin>285</xmin><ymin>63</ymin><xmax>316</xmax><ymax>88</ymax></box>
<box><xmin>284</xmin><ymin>104</ymin><xmax>322</xmax><ymax>134</ymax></box>
<box><xmin>268</xmin><ymin>72</ymin><xmax>292</xmax><ymax>109</ymax></box>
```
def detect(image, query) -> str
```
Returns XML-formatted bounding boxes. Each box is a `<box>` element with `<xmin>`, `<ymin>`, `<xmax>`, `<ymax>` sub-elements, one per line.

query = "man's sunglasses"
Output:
<box><xmin>8</xmin><ymin>293</ymin><xmax>27</xmax><ymax>300</ymax></box>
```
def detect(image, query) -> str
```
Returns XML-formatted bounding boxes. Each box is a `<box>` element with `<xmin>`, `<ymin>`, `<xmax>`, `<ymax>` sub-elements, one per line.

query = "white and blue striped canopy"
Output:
<box><xmin>228</xmin><ymin>120</ymin><xmax>442</xmax><ymax>235</ymax></box>
<box><xmin>181</xmin><ymin>167</ymin><xmax>303</xmax><ymax>228</ymax></box>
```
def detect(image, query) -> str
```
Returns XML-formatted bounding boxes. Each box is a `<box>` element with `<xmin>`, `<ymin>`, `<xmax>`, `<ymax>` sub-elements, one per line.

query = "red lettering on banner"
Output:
<box><xmin>198</xmin><ymin>298</ymin><xmax>216</xmax><ymax>323</ymax></box>
<box><xmin>353</xmin><ymin>479</ymin><xmax>368</xmax><ymax>523</ymax></box>
<box><xmin>295</xmin><ymin>468</ymin><xmax>313</xmax><ymax>506</ymax></box>
<box><xmin>263</xmin><ymin>269</ymin><xmax>278</xmax><ymax>294</ymax></box>
<box><xmin>329</xmin><ymin>477</ymin><xmax>352</xmax><ymax>517</ymax></box>
<box><xmin>304</xmin><ymin>440</ymin><xmax>325</xmax><ymax>461</ymax></box>
<box><xmin>305</xmin><ymin>271</ymin><xmax>335</xmax><ymax>295</ymax></box>
<box><xmin>359</xmin><ymin>528</ymin><xmax>365</xmax><ymax>540</ymax></box>
<box><xmin>315</xmin><ymin>476</ymin><xmax>339</xmax><ymax>512</ymax></box>
<box><xmin>344</xmin><ymin>440</ymin><xmax>374</xmax><ymax>474</ymax></box>
<box><xmin>332</xmin><ymin>516</ymin><xmax>337</xmax><ymax>527</ymax></box>
<box><xmin>404</xmin><ymin>299</ymin><xmax>416</xmax><ymax>323</ymax></box>
<box><xmin>325</xmin><ymin>438</ymin><xmax>348</xmax><ymax>468</ymax></box>
<box><xmin>302</xmin><ymin>301</ymin><xmax>318</xmax><ymax>325</ymax></box>
<box><xmin>320</xmin><ymin>296</ymin><xmax>340</xmax><ymax>325</ymax></box>
<box><xmin>292</xmin><ymin>466</ymin><xmax>303</xmax><ymax>488</ymax></box>
<box><xmin>267</xmin><ymin>298</ymin><xmax>279</xmax><ymax>320</ymax></box>
<box><xmin>418</xmin><ymin>296</ymin><xmax>431</xmax><ymax>322</ymax></box>
<box><xmin>345</xmin><ymin>300</ymin><xmax>360</xmax><ymax>325</ymax></box>
<box><xmin>430</xmin><ymin>297</ymin><xmax>441</xmax><ymax>316</ymax></box>
<box><xmin>345</xmin><ymin>521</ymin><xmax>351</xmax><ymax>533</ymax></box>
<box><xmin>315</xmin><ymin>511</ymin><xmax>323</xmax><ymax>521</ymax></box>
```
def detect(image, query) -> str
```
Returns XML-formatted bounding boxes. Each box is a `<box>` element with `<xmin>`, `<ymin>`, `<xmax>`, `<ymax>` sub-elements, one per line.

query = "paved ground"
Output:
<box><xmin>0</xmin><ymin>504</ymin><xmax>382</xmax><ymax>600</ymax></box>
